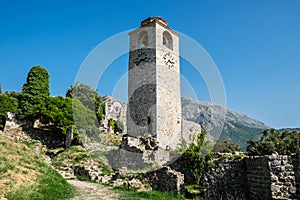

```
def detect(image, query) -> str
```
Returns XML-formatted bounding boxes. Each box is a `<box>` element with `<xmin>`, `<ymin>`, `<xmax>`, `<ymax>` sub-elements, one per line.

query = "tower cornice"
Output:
<box><xmin>129</xmin><ymin>17</ymin><xmax>180</xmax><ymax>37</ymax></box>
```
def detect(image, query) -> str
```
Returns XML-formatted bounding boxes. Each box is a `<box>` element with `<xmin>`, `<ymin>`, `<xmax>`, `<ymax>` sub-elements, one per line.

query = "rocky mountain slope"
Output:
<box><xmin>182</xmin><ymin>97</ymin><xmax>270</xmax><ymax>148</ymax></box>
<box><xmin>102</xmin><ymin>96</ymin><xmax>270</xmax><ymax>149</ymax></box>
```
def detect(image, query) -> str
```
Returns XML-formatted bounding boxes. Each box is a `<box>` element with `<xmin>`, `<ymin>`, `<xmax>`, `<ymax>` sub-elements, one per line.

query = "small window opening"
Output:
<box><xmin>163</xmin><ymin>31</ymin><xmax>173</xmax><ymax>50</ymax></box>
<box><xmin>139</xmin><ymin>30</ymin><xmax>148</xmax><ymax>48</ymax></box>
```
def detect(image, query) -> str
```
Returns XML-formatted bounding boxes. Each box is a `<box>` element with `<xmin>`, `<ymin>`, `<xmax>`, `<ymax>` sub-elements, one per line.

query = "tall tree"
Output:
<box><xmin>18</xmin><ymin>66</ymin><xmax>50</xmax><ymax>120</ymax></box>
<box><xmin>66</xmin><ymin>83</ymin><xmax>104</xmax><ymax>124</ymax></box>
<box><xmin>22</xmin><ymin>66</ymin><xmax>50</xmax><ymax>97</ymax></box>
<box><xmin>66</xmin><ymin>83</ymin><xmax>100</xmax><ymax>110</ymax></box>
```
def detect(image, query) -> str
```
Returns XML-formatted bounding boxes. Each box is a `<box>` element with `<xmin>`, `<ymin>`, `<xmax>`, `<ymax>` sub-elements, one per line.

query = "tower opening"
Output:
<box><xmin>139</xmin><ymin>30</ymin><xmax>148</xmax><ymax>48</ymax></box>
<box><xmin>163</xmin><ymin>31</ymin><xmax>173</xmax><ymax>50</ymax></box>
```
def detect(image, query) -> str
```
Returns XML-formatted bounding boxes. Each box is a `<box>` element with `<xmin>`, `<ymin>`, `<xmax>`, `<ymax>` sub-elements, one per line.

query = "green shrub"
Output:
<box><xmin>236</xmin><ymin>153</ymin><xmax>246</xmax><ymax>159</ymax></box>
<box><xmin>247</xmin><ymin>129</ymin><xmax>300</xmax><ymax>155</ymax></box>
<box><xmin>108</xmin><ymin>118</ymin><xmax>115</xmax><ymax>130</ymax></box>
<box><xmin>180</xmin><ymin>131</ymin><xmax>213</xmax><ymax>185</ymax></box>
<box><xmin>0</xmin><ymin>94</ymin><xmax>18</xmax><ymax>130</ymax></box>
<box><xmin>96</xmin><ymin>102</ymin><xmax>105</xmax><ymax>122</ymax></box>
<box><xmin>114</xmin><ymin>120</ymin><xmax>124</xmax><ymax>134</ymax></box>
<box><xmin>220</xmin><ymin>154</ymin><xmax>229</xmax><ymax>160</ymax></box>
<box><xmin>213</xmin><ymin>139</ymin><xmax>242</xmax><ymax>153</ymax></box>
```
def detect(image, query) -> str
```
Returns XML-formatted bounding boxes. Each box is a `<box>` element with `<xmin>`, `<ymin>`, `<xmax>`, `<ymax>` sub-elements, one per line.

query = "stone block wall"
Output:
<box><xmin>146</xmin><ymin>166</ymin><xmax>184</xmax><ymax>194</ymax></box>
<box><xmin>169</xmin><ymin>156</ymin><xmax>197</xmax><ymax>186</ymax></box>
<box><xmin>202</xmin><ymin>158</ymin><xmax>248</xmax><ymax>199</ymax></box>
<box><xmin>200</xmin><ymin>154</ymin><xmax>299</xmax><ymax>199</ymax></box>
<box><xmin>245</xmin><ymin>156</ymin><xmax>272</xmax><ymax>199</ymax></box>
<box><xmin>292</xmin><ymin>154</ymin><xmax>300</xmax><ymax>199</ymax></box>
<box><xmin>267</xmin><ymin>155</ymin><xmax>296</xmax><ymax>199</ymax></box>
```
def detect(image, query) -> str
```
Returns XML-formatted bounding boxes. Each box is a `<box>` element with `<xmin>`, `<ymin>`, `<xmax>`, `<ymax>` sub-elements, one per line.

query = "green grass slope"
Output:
<box><xmin>0</xmin><ymin>135</ymin><xmax>75</xmax><ymax>200</ymax></box>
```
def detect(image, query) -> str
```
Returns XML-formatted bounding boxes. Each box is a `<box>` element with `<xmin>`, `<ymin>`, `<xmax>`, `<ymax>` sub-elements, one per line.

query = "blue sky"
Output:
<box><xmin>0</xmin><ymin>0</ymin><xmax>299</xmax><ymax>129</ymax></box>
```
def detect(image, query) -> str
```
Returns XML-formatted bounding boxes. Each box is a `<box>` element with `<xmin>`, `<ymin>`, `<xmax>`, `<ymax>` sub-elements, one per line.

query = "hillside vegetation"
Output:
<box><xmin>0</xmin><ymin>135</ymin><xmax>74</xmax><ymax>199</ymax></box>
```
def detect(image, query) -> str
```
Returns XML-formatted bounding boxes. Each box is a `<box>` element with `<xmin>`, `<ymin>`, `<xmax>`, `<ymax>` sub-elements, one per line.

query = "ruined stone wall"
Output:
<box><xmin>4</xmin><ymin>112</ymin><xmax>66</xmax><ymax>149</ymax></box>
<box><xmin>200</xmin><ymin>154</ymin><xmax>299</xmax><ymax>200</ymax></box>
<box><xmin>267</xmin><ymin>155</ymin><xmax>296</xmax><ymax>199</ymax></box>
<box><xmin>102</xmin><ymin>96</ymin><xmax>127</xmax><ymax>134</ymax></box>
<box><xmin>146</xmin><ymin>166</ymin><xmax>184</xmax><ymax>194</ymax></box>
<box><xmin>202</xmin><ymin>157</ymin><xmax>248</xmax><ymax>199</ymax></box>
<box><xmin>292</xmin><ymin>154</ymin><xmax>300</xmax><ymax>199</ymax></box>
<box><xmin>245</xmin><ymin>156</ymin><xmax>272</xmax><ymax>199</ymax></box>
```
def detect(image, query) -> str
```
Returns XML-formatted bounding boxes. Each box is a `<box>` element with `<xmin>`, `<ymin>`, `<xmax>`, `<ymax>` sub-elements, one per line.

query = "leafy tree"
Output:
<box><xmin>0</xmin><ymin>94</ymin><xmax>18</xmax><ymax>116</ymax></box>
<box><xmin>66</xmin><ymin>83</ymin><xmax>105</xmax><ymax>125</ymax></box>
<box><xmin>180</xmin><ymin>131</ymin><xmax>213</xmax><ymax>185</ymax></box>
<box><xmin>72</xmin><ymin>98</ymin><xmax>99</xmax><ymax>138</ymax></box>
<box><xmin>22</xmin><ymin>66</ymin><xmax>50</xmax><ymax>97</ymax></box>
<box><xmin>38</xmin><ymin>96</ymin><xmax>74</xmax><ymax>134</ymax></box>
<box><xmin>247</xmin><ymin>129</ymin><xmax>300</xmax><ymax>155</ymax></box>
<box><xmin>0</xmin><ymin>84</ymin><xmax>2</xmax><ymax>94</ymax></box>
<box><xmin>0</xmin><ymin>94</ymin><xmax>18</xmax><ymax>130</ymax></box>
<box><xmin>72</xmin><ymin>98</ymin><xmax>98</xmax><ymax>128</ymax></box>
<box><xmin>18</xmin><ymin>66</ymin><xmax>50</xmax><ymax>120</ymax></box>
<box><xmin>66</xmin><ymin>83</ymin><xmax>100</xmax><ymax>110</ymax></box>
<box><xmin>213</xmin><ymin>139</ymin><xmax>242</xmax><ymax>153</ymax></box>
<box><xmin>18</xmin><ymin>93</ymin><xmax>43</xmax><ymax>120</ymax></box>
<box><xmin>5</xmin><ymin>91</ymin><xmax>20</xmax><ymax>99</ymax></box>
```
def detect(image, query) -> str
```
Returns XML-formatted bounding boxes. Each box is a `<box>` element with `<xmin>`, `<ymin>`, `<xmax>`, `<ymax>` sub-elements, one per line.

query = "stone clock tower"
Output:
<box><xmin>127</xmin><ymin>17</ymin><xmax>181</xmax><ymax>151</ymax></box>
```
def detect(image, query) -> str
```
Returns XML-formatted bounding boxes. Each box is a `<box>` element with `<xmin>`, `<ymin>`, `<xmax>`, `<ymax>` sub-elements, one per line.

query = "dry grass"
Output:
<box><xmin>0</xmin><ymin>135</ymin><xmax>40</xmax><ymax>198</ymax></box>
<box><xmin>0</xmin><ymin>134</ymin><xmax>74</xmax><ymax>199</ymax></box>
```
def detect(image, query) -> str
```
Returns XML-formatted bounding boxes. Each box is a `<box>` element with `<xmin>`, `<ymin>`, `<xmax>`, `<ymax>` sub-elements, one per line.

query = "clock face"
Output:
<box><xmin>134</xmin><ymin>49</ymin><xmax>150</xmax><ymax>66</ymax></box>
<box><xmin>163</xmin><ymin>52</ymin><xmax>175</xmax><ymax>69</ymax></box>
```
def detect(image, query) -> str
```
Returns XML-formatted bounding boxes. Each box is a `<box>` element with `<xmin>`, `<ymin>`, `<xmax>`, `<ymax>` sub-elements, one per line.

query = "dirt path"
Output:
<box><xmin>68</xmin><ymin>180</ymin><xmax>119</xmax><ymax>200</ymax></box>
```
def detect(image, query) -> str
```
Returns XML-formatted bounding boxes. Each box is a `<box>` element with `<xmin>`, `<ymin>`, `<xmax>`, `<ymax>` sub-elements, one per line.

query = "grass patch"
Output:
<box><xmin>0</xmin><ymin>135</ymin><xmax>75</xmax><ymax>199</ymax></box>
<box><xmin>100</xmin><ymin>132</ymin><xmax>122</xmax><ymax>146</ymax></box>
<box><xmin>7</xmin><ymin>166</ymin><xmax>74</xmax><ymax>200</ymax></box>
<box><xmin>51</xmin><ymin>145</ymin><xmax>91</xmax><ymax>167</ymax></box>
<box><xmin>22</xmin><ymin>140</ymin><xmax>40</xmax><ymax>148</ymax></box>
<box><xmin>101</xmin><ymin>164</ymin><xmax>113</xmax><ymax>175</ymax></box>
<box><xmin>0</xmin><ymin>163</ymin><xmax>15</xmax><ymax>173</ymax></box>
<box><xmin>52</xmin><ymin>145</ymin><xmax>113</xmax><ymax>176</ymax></box>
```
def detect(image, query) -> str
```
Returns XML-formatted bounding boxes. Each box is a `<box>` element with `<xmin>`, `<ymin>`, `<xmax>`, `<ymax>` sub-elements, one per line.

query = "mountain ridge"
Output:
<box><xmin>181</xmin><ymin>96</ymin><xmax>270</xmax><ymax>148</ymax></box>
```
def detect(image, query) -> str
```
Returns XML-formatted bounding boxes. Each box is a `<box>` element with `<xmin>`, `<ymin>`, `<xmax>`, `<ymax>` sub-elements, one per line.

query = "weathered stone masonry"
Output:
<box><xmin>127</xmin><ymin>17</ymin><xmax>182</xmax><ymax>151</ymax></box>
<box><xmin>202</xmin><ymin>157</ymin><xmax>248</xmax><ymax>199</ymax></box>
<box><xmin>292</xmin><ymin>154</ymin><xmax>300</xmax><ymax>199</ymax></box>
<box><xmin>201</xmin><ymin>154</ymin><xmax>299</xmax><ymax>199</ymax></box>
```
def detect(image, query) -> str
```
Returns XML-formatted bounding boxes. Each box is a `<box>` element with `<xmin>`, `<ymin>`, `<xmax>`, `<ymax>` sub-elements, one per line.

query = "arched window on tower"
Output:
<box><xmin>139</xmin><ymin>30</ymin><xmax>148</xmax><ymax>48</ymax></box>
<box><xmin>163</xmin><ymin>31</ymin><xmax>173</xmax><ymax>50</ymax></box>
